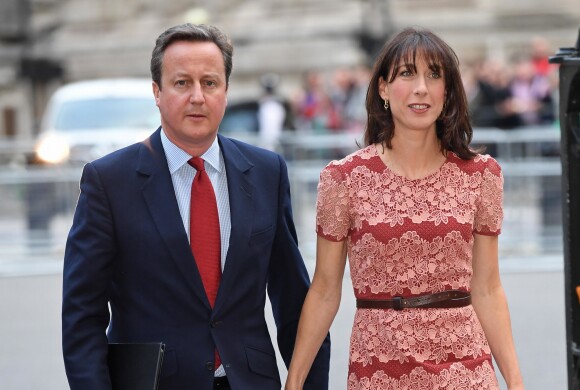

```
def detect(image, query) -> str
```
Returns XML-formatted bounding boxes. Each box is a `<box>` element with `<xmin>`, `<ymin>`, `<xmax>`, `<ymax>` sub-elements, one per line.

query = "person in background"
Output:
<box><xmin>62</xmin><ymin>23</ymin><xmax>330</xmax><ymax>390</ymax></box>
<box><xmin>509</xmin><ymin>55</ymin><xmax>555</xmax><ymax>126</ymax></box>
<box><xmin>468</xmin><ymin>58</ymin><xmax>520</xmax><ymax>130</ymax></box>
<box><xmin>328</xmin><ymin>67</ymin><xmax>355</xmax><ymax>130</ymax></box>
<box><xmin>529</xmin><ymin>36</ymin><xmax>558</xmax><ymax>77</ymax></box>
<box><xmin>528</xmin><ymin>36</ymin><xmax>560</xmax><ymax>122</ymax></box>
<box><xmin>258</xmin><ymin>72</ymin><xmax>289</xmax><ymax>151</ymax></box>
<box><xmin>285</xmin><ymin>27</ymin><xmax>524</xmax><ymax>389</ymax></box>
<box><xmin>342</xmin><ymin>64</ymin><xmax>373</xmax><ymax>133</ymax></box>
<box><xmin>292</xmin><ymin>70</ymin><xmax>340</xmax><ymax>131</ymax></box>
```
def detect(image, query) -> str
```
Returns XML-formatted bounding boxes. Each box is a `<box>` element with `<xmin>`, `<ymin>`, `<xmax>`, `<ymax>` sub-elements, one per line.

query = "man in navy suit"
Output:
<box><xmin>62</xmin><ymin>23</ymin><xmax>330</xmax><ymax>390</ymax></box>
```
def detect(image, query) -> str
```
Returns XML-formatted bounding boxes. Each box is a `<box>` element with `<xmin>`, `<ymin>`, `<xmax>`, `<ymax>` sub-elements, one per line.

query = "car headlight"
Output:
<box><xmin>35</xmin><ymin>135</ymin><xmax>70</xmax><ymax>164</ymax></box>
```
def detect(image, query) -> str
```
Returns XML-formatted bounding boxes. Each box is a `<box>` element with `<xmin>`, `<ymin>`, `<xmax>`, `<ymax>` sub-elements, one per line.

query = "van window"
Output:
<box><xmin>54</xmin><ymin>97</ymin><xmax>159</xmax><ymax>131</ymax></box>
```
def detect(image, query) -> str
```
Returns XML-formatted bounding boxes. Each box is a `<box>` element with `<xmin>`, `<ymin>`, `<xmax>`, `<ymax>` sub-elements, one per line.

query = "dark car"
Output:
<box><xmin>219</xmin><ymin>99</ymin><xmax>295</xmax><ymax>135</ymax></box>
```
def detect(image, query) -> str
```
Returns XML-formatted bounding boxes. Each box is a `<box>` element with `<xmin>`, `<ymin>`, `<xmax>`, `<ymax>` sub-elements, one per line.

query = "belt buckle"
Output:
<box><xmin>393</xmin><ymin>296</ymin><xmax>403</xmax><ymax>310</ymax></box>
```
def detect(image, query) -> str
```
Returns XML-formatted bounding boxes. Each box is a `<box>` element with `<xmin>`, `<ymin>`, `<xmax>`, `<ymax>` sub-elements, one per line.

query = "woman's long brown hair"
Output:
<box><xmin>364</xmin><ymin>27</ymin><xmax>480</xmax><ymax>159</ymax></box>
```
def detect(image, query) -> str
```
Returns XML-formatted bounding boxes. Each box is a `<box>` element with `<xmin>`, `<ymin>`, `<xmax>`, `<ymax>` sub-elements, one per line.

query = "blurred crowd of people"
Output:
<box><xmin>462</xmin><ymin>36</ymin><xmax>559</xmax><ymax>130</ymax></box>
<box><xmin>255</xmin><ymin>65</ymin><xmax>373</xmax><ymax>143</ymax></box>
<box><xmin>258</xmin><ymin>35</ymin><xmax>559</xmax><ymax>142</ymax></box>
<box><xmin>288</xmin><ymin>65</ymin><xmax>372</xmax><ymax>134</ymax></box>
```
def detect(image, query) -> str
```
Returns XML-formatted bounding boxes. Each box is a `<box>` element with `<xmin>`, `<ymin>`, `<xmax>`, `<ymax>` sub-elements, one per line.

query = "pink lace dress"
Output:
<box><xmin>316</xmin><ymin>145</ymin><xmax>503</xmax><ymax>389</ymax></box>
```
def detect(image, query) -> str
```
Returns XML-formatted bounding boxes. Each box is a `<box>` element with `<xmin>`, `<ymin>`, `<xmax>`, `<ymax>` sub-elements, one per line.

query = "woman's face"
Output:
<box><xmin>379</xmin><ymin>54</ymin><xmax>446</xmax><ymax>135</ymax></box>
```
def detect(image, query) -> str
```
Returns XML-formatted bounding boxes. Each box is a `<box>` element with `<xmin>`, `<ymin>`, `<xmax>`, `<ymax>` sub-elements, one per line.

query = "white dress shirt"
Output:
<box><xmin>160</xmin><ymin>130</ymin><xmax>231</xmax><ymax>271</ymax></box>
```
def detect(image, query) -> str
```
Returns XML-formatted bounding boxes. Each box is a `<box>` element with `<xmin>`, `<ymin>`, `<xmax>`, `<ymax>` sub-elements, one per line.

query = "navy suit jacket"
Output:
<box><xmin>62</xmin><ymin>129</ymin><xmax>330</xmax><ymax>389</ymax></box>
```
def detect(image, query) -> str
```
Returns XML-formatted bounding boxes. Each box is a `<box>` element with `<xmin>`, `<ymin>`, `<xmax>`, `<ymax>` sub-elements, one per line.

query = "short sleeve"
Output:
<box><xmin>316</xmin><ymin>163</ymin><xmax>350</xmax><ymax>241</ymax></box>
<box><xmin>474</xmin><ymin>157</ymin><xmax>503</xmax><ymax>235</ymax></box>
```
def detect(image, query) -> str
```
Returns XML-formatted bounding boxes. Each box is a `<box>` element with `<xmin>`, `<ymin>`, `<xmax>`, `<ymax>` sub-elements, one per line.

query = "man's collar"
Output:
<box><xmin>160</xmin><ymin>129</ymin><xmax>222</xmax><ymax>173</ymax></box>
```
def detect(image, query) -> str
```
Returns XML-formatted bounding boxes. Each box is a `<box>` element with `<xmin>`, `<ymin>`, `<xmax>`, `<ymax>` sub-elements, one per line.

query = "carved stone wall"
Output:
<box><xmin>1</xmin><ymin>0</ymin><xmax>579</xmax><ymax>137</ymax></box>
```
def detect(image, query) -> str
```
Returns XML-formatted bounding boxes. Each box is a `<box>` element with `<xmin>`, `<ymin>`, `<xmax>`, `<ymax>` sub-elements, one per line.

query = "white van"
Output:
<box><xmin>35</xmin><ymin>78</ymin><xmax>159</xmax><ymax>165</ymax></box>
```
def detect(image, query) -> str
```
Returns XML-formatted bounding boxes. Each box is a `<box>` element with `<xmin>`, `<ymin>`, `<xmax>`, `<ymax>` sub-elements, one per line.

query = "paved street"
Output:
<box><xmin>0</xmin><ymin>257</ymin><xmax>567</xmax><ymax>390</ymax></box>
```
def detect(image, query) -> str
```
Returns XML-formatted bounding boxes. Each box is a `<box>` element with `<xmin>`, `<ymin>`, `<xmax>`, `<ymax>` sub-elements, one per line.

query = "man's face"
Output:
<box><xmin>153</xmin><ymin>40</ymin><xmax>228</xmax><ymax>155</ymax></box>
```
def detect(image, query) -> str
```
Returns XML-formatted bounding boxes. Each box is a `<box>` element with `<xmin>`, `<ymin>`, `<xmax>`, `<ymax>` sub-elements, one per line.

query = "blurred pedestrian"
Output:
<box><xmin>469</xmin><ymin>58</ymin><xmax>520</xmax><ymax>129</ymax></box>
<box><xmin>509</xmin><ymin>56</ymin><xmax>555</xmax><ymax>126</ymax></box>
<box><xmin>258</xmin><ymin>72</ymin><xmax>289</xmax><ymax>151</ymax></box>
<box><xmin>285</xmin><ymin>27</ymin><xmax>524</xmax><ymax>390</ymax></box>
<box><xmin>292</xmin><ymin>70</ymin><xmax>340</xmax><ymax>131</ymax></box>
<box><xmin>529</xmin><ymin>36</ymin><xmax>558</xmax><ymax>77</ymax></box>
<box><xmin>342</xmin><ymin>64</ymin><xmax>372</xmax><ymax>133</ymax></box>
<box><xmin>328</xmin><ymin>67</ymin><xmax>354</xmax><ymax>130</ymax></box>
<box><xmin>62</xmin><ymin>23</ymin><xmax>330</xmax><ymax>390</ymax></box>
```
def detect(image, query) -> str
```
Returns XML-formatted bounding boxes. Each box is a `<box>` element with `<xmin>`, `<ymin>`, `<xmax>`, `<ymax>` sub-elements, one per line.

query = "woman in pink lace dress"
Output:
<box><xmin>286</xmin><ymin>28</ymin><xmax>524</xmax><ymax>389</ymax></box>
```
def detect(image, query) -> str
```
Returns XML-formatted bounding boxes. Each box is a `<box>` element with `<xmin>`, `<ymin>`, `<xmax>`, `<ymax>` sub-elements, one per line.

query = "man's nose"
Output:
<box><xmin>189</xmin><ymin>84</ymin><xmax>205</xmax><ymax>104</ymax></box>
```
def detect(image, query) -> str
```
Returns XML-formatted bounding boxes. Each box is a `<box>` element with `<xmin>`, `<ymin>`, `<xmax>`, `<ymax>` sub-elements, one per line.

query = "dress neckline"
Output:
<box><xmin>371</xmin><ymin>144</ymin><xmax>450</xmax><ymax>182</ymax></box>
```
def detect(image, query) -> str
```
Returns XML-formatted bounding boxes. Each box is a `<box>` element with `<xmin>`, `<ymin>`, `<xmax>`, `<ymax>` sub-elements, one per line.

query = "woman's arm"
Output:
<box><xmin>285</xmin><ymin>236</ymin><xmax>348</xmax><ymax>390</ymax></box>
<box><xmin>471</xmin><ymin>233</ymin><xmax>524</xmax><ymax>389</ymax></box>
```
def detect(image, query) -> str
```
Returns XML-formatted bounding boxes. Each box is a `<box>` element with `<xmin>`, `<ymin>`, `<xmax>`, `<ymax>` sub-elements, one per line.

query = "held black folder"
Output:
<box><xmin>108</xmin><ymin>342</ymin><xmax>165</xmax><ymax>390</ymax></box>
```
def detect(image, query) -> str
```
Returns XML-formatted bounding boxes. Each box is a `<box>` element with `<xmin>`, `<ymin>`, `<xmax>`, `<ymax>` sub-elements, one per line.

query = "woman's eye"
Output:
<box><xmin>430</xmin><ymin>72</ymin><xmax>441</xmax><ymax>79</ymax></box>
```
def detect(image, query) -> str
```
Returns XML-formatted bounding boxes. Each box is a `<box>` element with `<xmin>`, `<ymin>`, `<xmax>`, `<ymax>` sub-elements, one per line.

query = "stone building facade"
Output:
<box><xmin>0</xmin><ymin>0</ymin><xmax>579</xmax><ymax>138</ymax></box>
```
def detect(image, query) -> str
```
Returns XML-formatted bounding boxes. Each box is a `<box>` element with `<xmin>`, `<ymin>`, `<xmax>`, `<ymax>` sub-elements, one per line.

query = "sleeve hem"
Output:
<box><xmin>316</xmin><ymin>227</ymin><xmax>347</xmax><ymax>242</ymax></box>
<box><xmin>473</xmin><ymin>228</ymin><xmax>501</xmax><ymax>236</ymax></box>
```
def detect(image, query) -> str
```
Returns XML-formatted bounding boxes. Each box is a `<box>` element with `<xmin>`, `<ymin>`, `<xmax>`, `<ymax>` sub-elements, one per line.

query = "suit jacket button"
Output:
<box><xmin>206</xmin><ymin>361</ymin><xmax>214</xmax><ymax>371</ymax></box>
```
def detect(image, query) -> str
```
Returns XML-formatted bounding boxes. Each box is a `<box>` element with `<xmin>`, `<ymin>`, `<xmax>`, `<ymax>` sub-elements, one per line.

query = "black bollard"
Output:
<box><xmin>550</xmin><ymin>28</ymin><xmax>580</xmax><ymax>390</ymax></box>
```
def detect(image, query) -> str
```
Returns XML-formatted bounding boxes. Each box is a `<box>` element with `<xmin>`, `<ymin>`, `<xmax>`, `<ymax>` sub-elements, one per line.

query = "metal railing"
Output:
<box><xmin>0</xmin><ymin>125</ymin><xmax>564</xmax><ymax>267</ymax></box>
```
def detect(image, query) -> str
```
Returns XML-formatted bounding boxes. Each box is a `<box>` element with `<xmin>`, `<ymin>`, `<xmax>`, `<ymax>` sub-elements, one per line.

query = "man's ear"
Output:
<box><xmin>152</xmin><ymin>82</ymin><xmax>161</xmax><ymax>106</ymax></box>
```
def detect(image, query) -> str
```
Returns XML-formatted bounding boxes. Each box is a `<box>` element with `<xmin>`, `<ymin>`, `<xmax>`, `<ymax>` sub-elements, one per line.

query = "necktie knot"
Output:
<box><xmin>188</xmin><ymin>157</ymin><xmax>205</xmax><ymax>172</ymax></box>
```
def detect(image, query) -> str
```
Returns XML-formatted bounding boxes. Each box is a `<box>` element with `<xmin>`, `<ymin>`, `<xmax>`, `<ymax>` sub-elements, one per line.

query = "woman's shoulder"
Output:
<box><xmin>447</xmin><ymin>151</ymin><xmax>501</xmax><ymax>175</ymax></box>
<box><xmin>324</xmin><ymin>144</ymin><xmax>377</xmax><ymax>171</ymax></box>
<box><xmin>318</xmin><ymin>145</ymin><xmax>377</xmax><ymax>184</ymax></box>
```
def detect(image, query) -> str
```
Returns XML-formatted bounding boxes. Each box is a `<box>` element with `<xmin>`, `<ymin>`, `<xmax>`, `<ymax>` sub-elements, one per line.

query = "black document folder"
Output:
<box><xmin>108</xmin><ymin>342</ymin><xmax>165</xmax><ymax>390</ymax></box>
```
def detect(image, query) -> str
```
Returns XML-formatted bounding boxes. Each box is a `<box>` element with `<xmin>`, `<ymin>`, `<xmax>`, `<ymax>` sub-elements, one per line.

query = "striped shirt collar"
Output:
<box><xmin>160</xmin><ymin>129</ymin><xmax>222</xmax><ymax>173</ymax></box>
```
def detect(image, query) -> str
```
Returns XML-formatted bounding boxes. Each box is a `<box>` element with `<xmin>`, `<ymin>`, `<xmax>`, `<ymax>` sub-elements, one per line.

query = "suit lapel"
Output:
<box><xmin>137</xmin><ymin>129</ymin><xmax>210</xmax><ymax>308</ymax></box>
<box><xmin>214</xmin><ymin>135</ymin><xmax>254</xmax><ymax>313</ymax></box>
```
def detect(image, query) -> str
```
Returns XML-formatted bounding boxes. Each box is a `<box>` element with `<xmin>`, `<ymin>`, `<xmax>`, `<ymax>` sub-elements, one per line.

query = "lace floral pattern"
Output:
<box><xmin>350</xmin><ymin>232</ymin><xmax>472</xmax><ymax>296</ymax></box>
<box><xmin>350</xmin><ymin>306</ymin><xmax>491</xmax><ymax>366</ymax></box>
<box><xmin>347</xmin><ymin>361</ymin><xmax>498</xmax><ymax>389</ymax></box>
<box><xmin>316</xmin><ymin>146</ymin><xmax>503</xmax><ymax>241</ymax></box>
<box><xmin>315</xmin><ymin>146</ymin><xmax>503</xmax><ymax>388</ymax></box>
<box><xmin>346</xmin><ymin>162</ymin><xmax>480</xmax><ymax>229</ymax></box>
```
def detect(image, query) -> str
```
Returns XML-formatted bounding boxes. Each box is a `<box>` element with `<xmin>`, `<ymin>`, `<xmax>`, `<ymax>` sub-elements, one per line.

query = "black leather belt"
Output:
<box><xmin>356</xmin><ymin>290</ymin><xmax>471</xmax><ymax>310</ymax></box>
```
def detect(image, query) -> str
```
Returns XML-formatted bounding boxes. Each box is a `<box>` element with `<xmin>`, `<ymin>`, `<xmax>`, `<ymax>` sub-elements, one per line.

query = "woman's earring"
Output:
<box><xmin>383</xmin><ymin>99</ymin><xmax>389</xmax><ymax>110</ymax></box>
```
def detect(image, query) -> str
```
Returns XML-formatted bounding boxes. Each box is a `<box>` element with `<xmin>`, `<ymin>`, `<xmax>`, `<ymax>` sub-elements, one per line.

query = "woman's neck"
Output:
<box><xmin>378</xmin><ymin>133</ymin><xmax>446</xmax><ymax>180</ymax></box>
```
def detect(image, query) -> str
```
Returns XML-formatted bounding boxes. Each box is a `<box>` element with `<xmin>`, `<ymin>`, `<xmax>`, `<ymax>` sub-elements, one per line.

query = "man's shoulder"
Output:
<box><xmin>90</xmin><ymin>128</ymin><xmax>160</xmax><ymax>169</ymax></box>
<box><xmin>220</xmin><ymin>134</ymin><xmax>272</xmax><ymax>154</ymax></box>
<box><xmin>95</xmin><ymin>141</ymin><xmax>142</xmax><ymax>163</ymax></box>
<box><xmin>219</xmin><ymin>134</ymin><xmax>282</xmax><ymax>165</ymax></box>
<box><xmin>89</xmin><ymin>141</ymin><xmax>145</xmax><ymax>174</ymax></box>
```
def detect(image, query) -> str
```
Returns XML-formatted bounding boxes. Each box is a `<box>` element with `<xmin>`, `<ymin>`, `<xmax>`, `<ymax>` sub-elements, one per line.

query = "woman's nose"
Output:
<box><xmin>413</xmin><ymin>77</ymin><xmax>428</xmax><ymax>95</ymax></box>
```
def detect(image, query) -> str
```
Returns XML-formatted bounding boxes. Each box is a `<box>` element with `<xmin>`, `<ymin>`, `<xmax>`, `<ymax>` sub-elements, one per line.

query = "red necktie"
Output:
<box><xmin>189</xmin><ymin>157</ymin><xmax>222</xmax><ymax>369</ymax></box>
